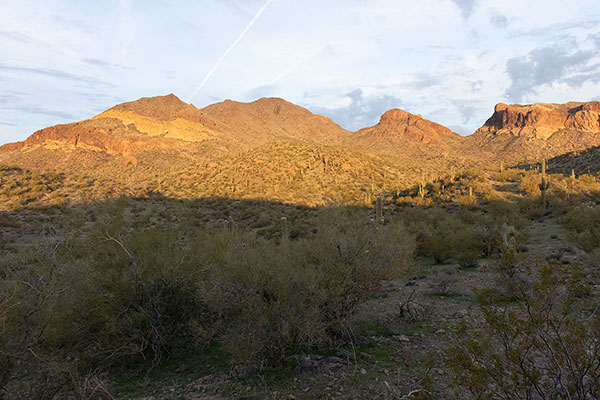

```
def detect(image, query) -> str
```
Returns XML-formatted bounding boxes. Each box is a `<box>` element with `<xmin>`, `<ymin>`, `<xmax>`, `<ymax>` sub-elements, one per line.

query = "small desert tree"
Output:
<box><xmin>446</xmin><ymin>263</ymin><xmax>600</xmax><ymax>399</ymax></box>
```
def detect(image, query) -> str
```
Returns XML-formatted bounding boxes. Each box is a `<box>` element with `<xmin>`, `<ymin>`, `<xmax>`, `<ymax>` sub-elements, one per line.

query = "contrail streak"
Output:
<box><xmin>268</xmin><ymin>30</ymin><xmax>345</xmax><ymax>85</ymax></box>
<box><xmin>189</xmin><ymin>0</ymin><xmax>274</xmax><ymax>102</ymax></box>
<box><xmin>269</xmin><ymin>40</ymin><xmax>331</xmax><ymax>85</ymax></box>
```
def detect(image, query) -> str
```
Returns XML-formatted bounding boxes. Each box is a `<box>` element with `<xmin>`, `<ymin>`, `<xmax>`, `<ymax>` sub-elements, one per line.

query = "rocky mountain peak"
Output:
<box><xmin>110</xmin><ymin>93</ymin><xmax>192</xmax><ymax>121</ymax></box>
<box><xmin>358</xmin><ymin>108</ymin><xmax>458</xmax><ymax>144</ymax></box>
<box><xmin>378</xmin><ymin>109</ymin><xmax>423</xmax><ymax>126</ymax></box>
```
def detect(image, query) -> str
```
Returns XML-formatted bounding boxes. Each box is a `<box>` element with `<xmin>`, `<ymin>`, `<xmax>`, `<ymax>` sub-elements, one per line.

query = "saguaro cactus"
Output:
<box><xmin>539</xmin><ymin>159</ymin><xmax>550</xmax><ymax>209</ymax></box>
<box><xmin>375</xmin><ymin>196</ymin><xmax>383</xmax><ymax>225</ymax></box>
<box><xmin>418</xmin><ymin>173</ymin><xmax>425</xmax><ymax>198</ymax></box>
<box><xmin>281</xmin><ymin>217</ymin><xmax>289</xmax><ymax>241</ymax></box>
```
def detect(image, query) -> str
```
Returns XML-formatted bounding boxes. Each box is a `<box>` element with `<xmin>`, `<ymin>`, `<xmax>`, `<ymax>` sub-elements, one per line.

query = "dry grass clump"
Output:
<box><xmin>494</xmin><ymin>167</ymin><xmax>524</xmax><ymax>182</ymax></box>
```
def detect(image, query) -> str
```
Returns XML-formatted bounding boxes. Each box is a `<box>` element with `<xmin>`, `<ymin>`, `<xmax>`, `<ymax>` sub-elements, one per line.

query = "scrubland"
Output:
<box><xmin>1</xmin><ymin>163</ymin><xmax>599</xmax><ymax>399</ymax></box>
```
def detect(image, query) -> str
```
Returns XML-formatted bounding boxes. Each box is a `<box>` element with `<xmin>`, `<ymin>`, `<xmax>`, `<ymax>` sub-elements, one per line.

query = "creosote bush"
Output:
<box><xmin>446</xmin><ymin>263</ymin><xmax>600</xmax><ymax>399</ymax></box>
<box><xmin>0</xmin><ymin>201</ymin><xmax>415</xmax><ymax>396</ymax></box>
<box><xmin>195</xmin><ymin>206</ymin><xmax>416</xmax><ymax>364</ymax></box>
<box><xmin>560</xmin><ymin>205</ymin><xmax>600</xmax><ymax>252</ymax></box>
<box><xmin>402</xmin><ymin>208</ymin><xmax>486</xmax><ymax>266</ymax></box>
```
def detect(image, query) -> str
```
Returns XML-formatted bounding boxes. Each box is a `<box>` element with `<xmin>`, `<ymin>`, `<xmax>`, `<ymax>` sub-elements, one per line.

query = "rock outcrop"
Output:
<box><xmin>0</xmin><ymin>94</ymin><xmax>219</xmax><ymax>157</ymax></box>
<box><xmin>467</xmin><ymin>101</ymin><xmax>600</xmax><ymax>160</ymax></box>
<box><xmin>94</xmin><ymin>94</ymin><xmax>218</xmax><ymax>142</ymax></box>
<box><xmin>476</xmin><ymin>102</ymin><xmax>600</xmax><ymax>140</ymax></box>
<box><xmin>352</xmin><ymin>108</ymin><xmax>462</xmax><ymax>158</ymax></box>
<box><xmin>358</xmin><ymin>109</ymin><xmax>459</xmax><ymax>143</ymax></box>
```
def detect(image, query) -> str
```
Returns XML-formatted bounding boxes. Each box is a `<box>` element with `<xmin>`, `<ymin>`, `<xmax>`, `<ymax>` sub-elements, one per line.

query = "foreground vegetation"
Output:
<box><xmin>1</xmin><ymin>161</ymin><xmax>599</xmax><ymax>399</ymax></box>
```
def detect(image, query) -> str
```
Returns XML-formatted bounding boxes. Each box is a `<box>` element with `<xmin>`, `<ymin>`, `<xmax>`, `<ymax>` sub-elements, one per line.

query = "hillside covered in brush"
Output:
<box><xmin>1</xmin><ymin>95</ymin><xmax>600</xmax><ymax>206</ymax></box>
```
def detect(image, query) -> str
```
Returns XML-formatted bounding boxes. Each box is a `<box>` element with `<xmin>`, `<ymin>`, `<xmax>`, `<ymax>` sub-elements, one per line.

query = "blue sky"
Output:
<box><xmin>1</xmin><ymin>0</ymin><xmax>599</xmax><ymax>145</ymax></box>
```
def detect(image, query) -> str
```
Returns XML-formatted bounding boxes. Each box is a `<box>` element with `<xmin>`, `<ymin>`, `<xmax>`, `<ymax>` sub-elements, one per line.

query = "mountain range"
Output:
<box><xmin>1</xmin><ymin>94</ymin><xmax>599</xmax><ymax>205</ymax></box>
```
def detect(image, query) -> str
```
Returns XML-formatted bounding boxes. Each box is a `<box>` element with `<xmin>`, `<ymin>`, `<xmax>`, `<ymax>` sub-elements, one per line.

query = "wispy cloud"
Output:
<box><xmin>407</xmin><ymin>73</ymin><xmax>442</xmax><ymax>90</ymax></box>
<box><xmin>0</xmin><ymin>63</ymin><xmax>113</xmax><ymax>86</ymax></box>
<box><xmin>489</xmin><ymin>11</ymin><xmax>508</xmax><ymax>29</ymax></box>
<box><xmin>81</xmin><ymin>57</ymin><xmax>130</xmax><ymax>70</ymax></box>
<box><xmin>0</xmin><ymin>30</ymin><xmax>31</xmax><ymax>43</ymax></box>
<box><xmin>510</xmin><ymin>18</ymin><xmax>600</xmax><ymax>38</ymax></box>
<box><xmin>1</xmin><ymin>105</ymin><xmax>78</xmax><ymax>120</ymax></box>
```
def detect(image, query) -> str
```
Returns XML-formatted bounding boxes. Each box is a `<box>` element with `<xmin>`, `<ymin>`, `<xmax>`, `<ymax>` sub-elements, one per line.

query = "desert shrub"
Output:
<box><xmin>0</xmin><ymin>200</ymin><xmax>210</xmax><ymax>397</ymax></box>
<box><xmin>398</xmin><ymin>208</ymin><xmax>450</xmax><ymax>260</ymax></box>
<box><xmin>493</xmin><ymin>243</ymin><xmax>528</xmax><ymax>300</ymax></box>
<box><xmin>455</xmin><ymin>193</ymin><xmax>478</xmax><ymax>207</ymax></box>
<box><xmin>495</xmin><ymin>168</ymin><xmax>522</xmax><ymax>182</ymax></box>
<box><xmin>420</xmin><ymin>215</ymin><xmax>485</xmax><ymax>266</ymax></box>
<box><xmin>517</xmin><ymin>196</ymin><xmax>546</xmax><ymax>220</ymax></box>
<box><xmin>196</xmin><ymin>207</ymin><xmax>416</xmax><ymax>364</ymax></box>
<box><xmin>453</xmin><ymin>228</ymin><xmax>485</xmax><ymax>268</ymax></box>
<box><xmin>483</xmin><ymin>199</ymin><xmax>523</xmax><ymax>228</ymax></box>
<box><xmin>572</xmin><ymin>174</ymin><xmax>600</xmax><ymax>196</ymax></box>
<box><xmin>519</xmin><ymin>171</ymin><xmax>543</xmax><ymax>197</ymax></box>
<box><xmin>0</xmin><ymin>214</ymin><xmax>20</xmax><ymax>228</ymax></box>
<box><xmin>422</xmin><ymin>233</ymin><xmax>454</xmax><ymax>264</ymax></box>
<box><xmin>1</xmin><ymin>202</ymin><xmax>416</xmax><ymax>395</ymax></box>
<box><xmin>446</xmin><ymin>264</ymin><xmax>600</xmax><ymax>399</ymax></box>
<box><xmin>560</xmin><ymin>205</ymin><xmax>600</xmax><ymax>252</ymax></box>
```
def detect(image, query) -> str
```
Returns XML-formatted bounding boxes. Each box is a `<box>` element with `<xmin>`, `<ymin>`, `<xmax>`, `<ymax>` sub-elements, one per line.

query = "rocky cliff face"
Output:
<box><xmin>467</xmin><ymin>101</ymin><xmax>600</xmax><ymax>160</ymax></box>
<box><xmin>476</xmin><ymin>101</ymin><xmax>600</xmax><ymax>140</ymax></box>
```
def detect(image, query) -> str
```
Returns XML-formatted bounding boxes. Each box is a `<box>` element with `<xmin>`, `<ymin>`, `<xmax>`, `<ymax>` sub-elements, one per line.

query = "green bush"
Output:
<box><xmin>446</xmin><ymin>264</ymin><xmax>600</xmax><ymax>399</ymax></box>
<box><xmin>560</xmin><ymin>205</ymin><xmax>600</xmax><ymax>252</ymax></box>
<box><xmin>495</xmin><ymin>168</ymin><xmax>522</xmax><ymax>182</ymax></box>
<box><xmin>0</xmin><ymin>203</ymin><xmax>415</xmax><ymax>396</ymax></box>
<box><xmin>419</xmin><ymin>215</ymin><xmax>485</xmax><ymax>266</ymax></box>
<box><xmin>197</xmin><ymin>207</ymin><xmax>415</xmax><ymax>364</ymax></box>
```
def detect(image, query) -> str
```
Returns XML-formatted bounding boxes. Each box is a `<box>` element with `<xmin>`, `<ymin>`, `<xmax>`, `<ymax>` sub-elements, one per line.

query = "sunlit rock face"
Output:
<box><xmin>466</xmin><ymin>101</ymin><xmax>600</xmax><ymax>160</ymax></box>
<box><xmin>476</xmin><ymin>101</ymin><xmax>600</xmax><ymax>140</ymax></box>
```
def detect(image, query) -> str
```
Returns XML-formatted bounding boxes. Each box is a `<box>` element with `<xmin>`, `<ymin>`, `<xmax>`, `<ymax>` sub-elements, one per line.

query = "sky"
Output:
<box><xmin>1</xmin><ymin>0</ymin><xmax>599</xmax><ymax>145</ymax></box>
